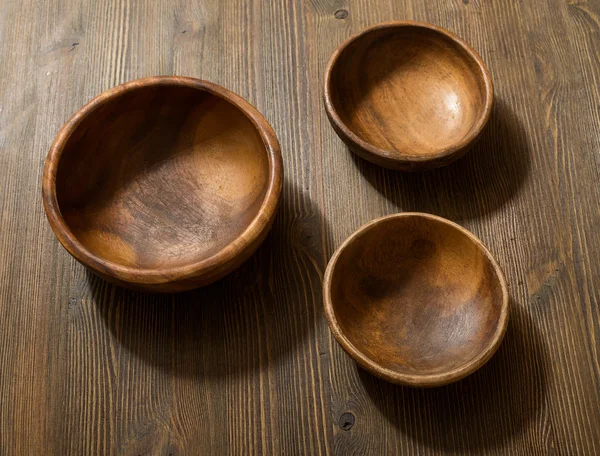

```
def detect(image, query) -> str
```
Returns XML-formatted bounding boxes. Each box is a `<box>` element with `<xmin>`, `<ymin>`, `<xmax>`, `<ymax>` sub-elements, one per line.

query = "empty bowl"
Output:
<box><xmin>324</xmin><ymin>21</ymin><xmax>493</xmax><ymax>170</ymax></box>
<box><xmin>43</xmin><ymin>77</ymin><xmax>283</xmax><ymax>292</ymax></box>
<box><xmin>323</xmin><ymin>213</ymin><xmax>509</xmax><ymax>387</ymax></box>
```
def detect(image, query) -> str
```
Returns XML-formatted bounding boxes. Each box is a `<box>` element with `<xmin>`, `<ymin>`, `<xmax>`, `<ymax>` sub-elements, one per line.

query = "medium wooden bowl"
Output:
<box><xmin>43</xmin><ymin>77</ymin><xmax>283</xmax><ymax>292</ymax></box>
<box><xmin>323</xmin><ymin>213</ymin><xmax>509</xmax><ymax>387</ymax></box>
<box><xmin>324</xmin><ymin>21</ymin><xmax>493</xmax><ymax>170</ymax></box>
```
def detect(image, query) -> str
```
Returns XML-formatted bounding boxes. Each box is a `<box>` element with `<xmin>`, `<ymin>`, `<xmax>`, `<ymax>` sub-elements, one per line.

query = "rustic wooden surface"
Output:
<box><xmin>1</xmin><ymin>0</ymin><xmax>599</xmax><ymax>454</ymax></box>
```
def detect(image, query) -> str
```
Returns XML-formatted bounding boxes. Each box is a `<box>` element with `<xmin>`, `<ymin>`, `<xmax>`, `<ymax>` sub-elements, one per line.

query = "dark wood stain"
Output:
<box><xmin>1</xmin><ymin>0</ymin><xmax>599</xmax><ymax>454</ymax></box>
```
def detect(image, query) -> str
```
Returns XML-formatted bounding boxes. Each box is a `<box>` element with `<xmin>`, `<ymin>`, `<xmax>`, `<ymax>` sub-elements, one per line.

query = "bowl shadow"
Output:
<box><xmin>351</xmin><ymin>99</ymin><xmax>530</xmax><ymax>221</ymax></box>
<box><xmin>357</xmin><ymin>303</ymin><xmax>548</xmax><ymax>452</ymax></box>
<box><xmin>86</xmin><ymin>179</ymin><xmax>330</xmax><ymax>379</ymax></box>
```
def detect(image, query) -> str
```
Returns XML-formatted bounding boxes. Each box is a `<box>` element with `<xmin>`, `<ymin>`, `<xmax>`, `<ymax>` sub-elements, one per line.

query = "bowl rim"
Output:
<box><xmin>322</xmin><ymin>212</ymin><xmax>510</xmax><ymax>387</ymax></box>
<box><xmin>323</xmin><ymin>21</ymin><xmax>494</xmax><ymax>165</ymax></box>
<box><xmin>42</xmin><ymin>76</ymin><xmax>283</xmax><ymax>285</ymax></box>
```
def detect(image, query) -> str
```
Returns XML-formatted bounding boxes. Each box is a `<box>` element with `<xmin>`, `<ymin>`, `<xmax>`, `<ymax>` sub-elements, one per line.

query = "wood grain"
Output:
<box><xmin>1</xmin><ymin>0</ymin><xmax>599</xmax><ymax>454</ymax></box>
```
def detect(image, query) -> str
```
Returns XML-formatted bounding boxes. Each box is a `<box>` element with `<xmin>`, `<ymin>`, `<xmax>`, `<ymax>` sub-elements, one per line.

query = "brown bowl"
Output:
<box><xmin>323</xmin><ymin>213</ymin><xmax>509</xmax><ymax>387</ymax></box>
<box><xmin>323</xmin><ymin>21</ymin><xmax>493</xmax><ymax>171</ymax></box>
<box><xmin>43</xmin><ymin>76</ymin><xmax>283</xmax><ymax>292</ymax></box>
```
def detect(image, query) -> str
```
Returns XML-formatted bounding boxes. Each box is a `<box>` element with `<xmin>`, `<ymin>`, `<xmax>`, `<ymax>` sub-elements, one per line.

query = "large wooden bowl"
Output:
<box><xmin>324</xmin><ymin>21</ymin><xmax>493</xmax><ymax>170</ymax></box>
<box><xmin>43</xmin><ymin>77</ymin><xmax>283</xmax><ymax>292</ymax></box>
<box><xmin>323</xmin><ymin>213</ymin><xmax>509</xmax><ymax>387</ymax></box>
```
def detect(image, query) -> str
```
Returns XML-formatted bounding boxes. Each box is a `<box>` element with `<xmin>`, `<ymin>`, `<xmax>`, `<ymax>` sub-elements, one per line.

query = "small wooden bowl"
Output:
<box><xmin>43</xmin><ymin>77</ymin><xmax>283</xmax><ymax>292</ymax></box>
<box><xmin>324</xmin><ymin>21</ymin><xmax>493</xmax><ymax>170</ymax></box>
<box><xmin>323</xmin><ymin>213</ymin><xmax>509</xmax><ymax>387</ymax></box>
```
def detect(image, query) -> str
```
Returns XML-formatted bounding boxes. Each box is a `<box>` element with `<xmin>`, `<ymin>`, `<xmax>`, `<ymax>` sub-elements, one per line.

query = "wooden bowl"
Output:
<box><xmin>323</xmin><ymin>213</ymin><xmax>509</xmax><ymax>387</ymax></box>
<box><xmin>323</xmin><ymin>21</ymin><xmax>493</xmax><ymax>170</ymax></box>
<box><xmin>43</xmin><ymin>77</ymin><xmax>283</xmax><ymax>292</ymax></box>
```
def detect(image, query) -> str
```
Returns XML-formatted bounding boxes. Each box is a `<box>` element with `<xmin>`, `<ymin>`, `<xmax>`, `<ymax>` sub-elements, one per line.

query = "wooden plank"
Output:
<box><xmin>0</xmin><ymin>0</ymin><xmax>599</xmax><ymax>454</ymax></box>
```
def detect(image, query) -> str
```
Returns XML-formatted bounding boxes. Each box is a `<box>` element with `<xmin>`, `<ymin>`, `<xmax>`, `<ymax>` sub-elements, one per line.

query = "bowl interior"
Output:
<box><xmin>55</xmin><ymin>84</ymin><xmax>271</xmax><ymax>270</ymax></box>
<box><xmin>328</xmin><ymin>25</ymin><xmax>489</xmax><ymax>157</ymax></box>
<box><xmin>328</xmin><ymin>215</ymin><xmax>505</xmax><ymax>379</ymax></box>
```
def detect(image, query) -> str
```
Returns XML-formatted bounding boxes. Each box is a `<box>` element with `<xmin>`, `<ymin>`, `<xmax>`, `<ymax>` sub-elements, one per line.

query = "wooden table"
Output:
<box><xmin>1</xmin><ymin>0</ymin><xmax>599</xmax><ymax>454</ymax></box>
